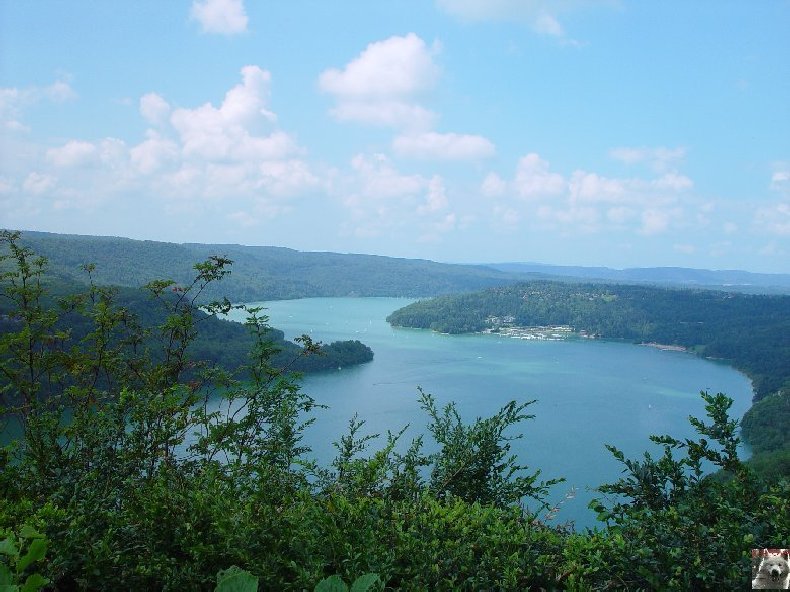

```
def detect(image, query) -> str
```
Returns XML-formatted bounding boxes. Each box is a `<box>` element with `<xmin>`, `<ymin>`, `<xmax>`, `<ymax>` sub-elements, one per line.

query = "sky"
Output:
<box><xmin>1</xmin><ymin>1</ymin><xmax>789</xmax><ymax>273</ymax></box>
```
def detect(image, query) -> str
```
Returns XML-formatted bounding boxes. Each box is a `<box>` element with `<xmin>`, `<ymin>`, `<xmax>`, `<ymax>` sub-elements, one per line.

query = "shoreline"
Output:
<box><xmin>639</xmin><ymin>342</ymin><xmax>688</xmax><ymax>352</ymax></box>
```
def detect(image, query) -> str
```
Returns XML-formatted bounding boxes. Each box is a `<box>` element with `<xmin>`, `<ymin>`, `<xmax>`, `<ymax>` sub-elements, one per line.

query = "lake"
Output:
<box><xmin>225</xmin><ymin>297</ymin><xmax>754</xmax><ymax>530</ymax></box>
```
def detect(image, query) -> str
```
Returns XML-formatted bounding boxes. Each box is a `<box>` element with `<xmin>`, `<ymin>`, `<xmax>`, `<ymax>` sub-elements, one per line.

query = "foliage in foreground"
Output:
<box><xmin>1</xmin><ymin>230</ymin><xmax>788</xmax><ymax>591</ymax></box>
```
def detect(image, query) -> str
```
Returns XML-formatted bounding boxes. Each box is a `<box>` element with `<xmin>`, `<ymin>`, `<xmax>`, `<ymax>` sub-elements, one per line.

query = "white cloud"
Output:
<box><xmin>481</xmin><ymin>172</ymin><xmax>507</xmax><ymax>198</ymax></box>
<box><xmin>569</xmin><ymin>171</ymin><xmax>625</xmax><ymax>203</ymax></box>
<box><xmin>130</xmin><ymin>131</ymin><xmax>179</xmax><ymax>174</ymax></box>
<box><xmin>320</xmin><ymin>34</ymin><xmax>440</xmax><ymax>130</ymax></box>
<box><xmin>338</xmin><ymin>153</ymin><xmax>458</xmax><ymax>242</ymax></box>
<box><xmin>483</xmin><ymin>152</ymin><xmax>697</xmax><ymax>237</ymax></box>
<box><xmin>3</xmin><ymin>66</ymin><xmax>318</xmax><ymax>222</ymax></box>
<box><xmin>47</xmin><ymin>141</ymin><xmax>97</xmax><ymax>168</ymax></box>
<box><xmin>349</xmin><ymin>153</ymin><xmax>425</xmax><ymax>202</ymax></box>
<box><xmin>320</xmin><ymin>33</ymin><xmax>438</xmax><ymax>98</ymax></box>
<box><xmin>653</xmin><ymin>172</ymin><xmax>693</xmax><ymax>191</ymax></box>
<box><xmin>533</xmin><ymin>13</ymin><xmax>564</xmax><ymax>36</ymax></box>
<box><xmin>170</xmin><ymin>66</ymin><xmax>285</xmax><ymax>161</ymax></box>
<box><xmin>771</xmin><ymin>165</ymin><xmax>790</xmax><ymax>197</ymax></box>
<box><xmin>393</xmin><ymin>131</ymin><xmax>495</xmax><ymax>160</ymax></box>
<box><xmin>23</xmin><ymin>173</ymin><xmax>56</xmax><ymax>195</ymax></box>
<box><xmin>190</xmin><ymin>0</ymin><xmax>248</xmax><ymax>35</ymax></box>
<box><xmin>418</xmin><ymin>176</ymin><xmax>449</xmax><ymax>214</ymax></box>
<box><xmin>1</xmin><ymin>78</ymin><xmax>77</xmax><ymax>132</ymax></box>
<box><xmin>514</xmin><ymin>153</ymin><xmax>566</xmax><ymax>198</ymax></box>
<box><xmin>45</xmin><ymin>80</ymin><xmax>77</xmax><ymax>103</ymax></box>
<box><xmin>140</xmin><ymin>93</ymin><xmax>171</xmax><ymax>126</ymax></box>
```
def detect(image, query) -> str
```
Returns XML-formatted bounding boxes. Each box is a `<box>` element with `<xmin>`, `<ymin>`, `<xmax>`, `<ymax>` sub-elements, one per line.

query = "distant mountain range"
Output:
<box><xmin>10</xmin><ymin>230</ymin><xmax>790</xmax><ymax>299</ymax></box>
<box><xmin>489</xmin><ymin>262</ymin><xmax>790</xmax><ymax>293</ymax></box>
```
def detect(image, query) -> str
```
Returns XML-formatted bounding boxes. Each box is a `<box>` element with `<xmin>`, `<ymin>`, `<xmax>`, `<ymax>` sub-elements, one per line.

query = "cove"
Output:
<box><xmin>225</xmin><ymin>297</ymin><xmax>754</xmax><ymax>530</ymax></box>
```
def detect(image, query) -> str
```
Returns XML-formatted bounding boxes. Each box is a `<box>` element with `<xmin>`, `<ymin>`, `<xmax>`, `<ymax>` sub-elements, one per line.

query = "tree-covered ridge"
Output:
<box><xmin>15</xmin><ymin>231</ymin><xmax>527</xmax><ymax>302</ymax></box>
<box><xmin>386</xmin><ymin>281</ymin><xmax>790</xmax><ymax>401</ymax></box>
<box><xmin>0</xmin><ymin>268</ymin><xmax>372</xmax><ymax>379</ymax></box>
<box><xmin>1</xmin><ymin>231</ymin><xmax>789</xmax><ymax>590</ymax></box>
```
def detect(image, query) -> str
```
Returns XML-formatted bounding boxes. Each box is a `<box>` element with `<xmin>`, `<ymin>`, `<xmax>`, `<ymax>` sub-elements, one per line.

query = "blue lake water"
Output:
<box><xmin>225</xmin><ymin>297</ymin><xmax>754</xmax><ymax>530</ymax></box>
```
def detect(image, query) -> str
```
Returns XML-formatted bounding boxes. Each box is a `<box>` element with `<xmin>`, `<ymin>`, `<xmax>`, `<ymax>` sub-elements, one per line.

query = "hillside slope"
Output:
<box><xmin>17</xmin><ymin>231</ymin><xmax>526</xmax><ymax>301</ymax></box>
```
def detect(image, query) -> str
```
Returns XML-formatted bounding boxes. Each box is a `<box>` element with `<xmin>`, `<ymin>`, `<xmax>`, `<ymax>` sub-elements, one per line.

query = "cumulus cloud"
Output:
<box><xmin>320</xmin><ymin>34</ymin><xmax>439</xmax><ymax>130</ymax></box>
<box><xmin>45</xmin><ymin>80</ymin><xmax>78</xmax><ymax>103</ymax></box>
<box><xmin>514</xmin><ymin>153</ymin><xmax>566</xmax><ymax>198</ymax></box>
<box><xmin>320</xmin><ymin>33</ymin><xmax>439</xmax><ymax>98</ymax></box>
<box><xmin>481</xmin><ymin>172</ymin><xmax>507</xmax><ymax>198</ymax></box>
<box><xmin>169</xmin><ymin>66</ymin><xmax>285</xmax><ymax>161</ymax></box>
<box><xmin>348</xmin><ymin>152</ymin><xmax>425</xmax><ymax>202</ymax></box>
<box><xmin>4</xmin><ymin>66</ymin><xmax>317</xmax><ymax>223</ymax></box>
<box><xmin>130</xmin><ymin>131</ymin><xmax>179</xmax><ymax>174</ymax></box>
<box><xmin>1</xmin><ymin>78</ymin><xmax>77</xmax><ymax>132</ymax></box>
<box><xmin>338</xmin><ymin>152</ymin><xmax>457</xmax><ymax>241</ymax></box>
<box><xmin>47</xmin><ymin>141</ymin><xmax>97</xmax><ymax>168</ymax></box>
<box><xmin>190</xmin><ymin>0</ymin><xmax>248</xmax><ymax>35</ymax></box>
<box><xmin>482</xmin><ymin>151</ymin><xmax>698</xmax><ymax>236</ymax></box>
<box><xmin>139</xmin><ymin>93</ymin><xmax>171</xmax><ymax>126</ymax></box>
<box><xmin>23</xmin><ymin>173</ymin><xmax>56</xmax><ymax>195</ymax></box>
<box><xmin>418</xmin><ymin>176</ymin><xmax>449</xmax><ymax>214</ymax></box>
<box><xmin>393</xmin><ymin>131</ymin><xmax>495</xmax><ymax>160</ymax></box>
<box><xmin>321</xmin><ymin>33</ymin><xmax>495</xmax><ymax>170</ymax></box>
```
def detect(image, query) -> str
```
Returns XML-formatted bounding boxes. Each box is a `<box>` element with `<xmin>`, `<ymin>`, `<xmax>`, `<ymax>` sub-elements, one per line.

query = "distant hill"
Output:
<box><xmin>15</xmin><ymin>231</ymin><xmax>526</xmax><ymax>302</ymax></box>
<box><xmin>10</xmin><ymin>230</ymin><xmax>789</xmax><ymax>301</ymax></box>
<box><xmin>490</xmin><ymin>263</ymin><xmax>790</xmax><ymax>293</ymax></box>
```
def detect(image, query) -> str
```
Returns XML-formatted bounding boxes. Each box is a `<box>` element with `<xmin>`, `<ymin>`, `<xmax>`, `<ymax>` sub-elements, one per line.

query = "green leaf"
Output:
<box><xmin>0</xmin><ymin>562</ymin><xmax>13</xmax><ymax>585</ymax></box>
<box><xmin>350</xmin><ymin>574</ymin><xmax>381</xmax><ymax>592</ymax></box>
<box><xmin>314</xmin><ymin>575</ymin><xmax>348</xmax><ymax>592</ymax></box>
<box><xmin>20</xmin><ymin>573</ymin><xmax>50</xmax><ymax>592</ymax></box>
<box><xmin>214</xmin><ymin>566</ymin><xmax>259</xmax><ymax>592</ymax></box>
<box><xmin>16</xmin><ymin>528</ymin><xmax>42</xmax><ymax>541</ymax></box>
<box><xmin>0</xmin><ymin>538</ymin><xmax>17</xmax><ymax>558</ymax></box>
<box><xmin>15</xmin><ymin>539</ymin><xmax>47</xmax><ymax>575</ymax></box>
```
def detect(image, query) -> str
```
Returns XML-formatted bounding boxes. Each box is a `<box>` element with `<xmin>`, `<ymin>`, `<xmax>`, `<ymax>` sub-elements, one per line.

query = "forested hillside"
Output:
<box><xmin>17</xmin><ymin>231</ymin><xmax>528</xmax><ymax>301</ymax></box>
<box><xmin>0</xmin><ymin>250</ymin><xmax>373</xmax><ymax>378</ymax></box>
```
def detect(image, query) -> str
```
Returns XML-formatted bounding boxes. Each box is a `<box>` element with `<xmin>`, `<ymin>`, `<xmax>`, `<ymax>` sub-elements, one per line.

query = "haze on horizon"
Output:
<box><xmin>1</xmin><ymin>1</ymin><xmax>788</xmax><ymax>274</ymax></box>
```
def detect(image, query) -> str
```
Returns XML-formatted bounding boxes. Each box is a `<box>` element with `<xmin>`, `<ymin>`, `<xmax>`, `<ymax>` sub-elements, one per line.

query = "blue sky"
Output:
<box><xmin>1</xmin><ymin>1</ymin><xmax>788</xmax><ymax>272</ymax></box>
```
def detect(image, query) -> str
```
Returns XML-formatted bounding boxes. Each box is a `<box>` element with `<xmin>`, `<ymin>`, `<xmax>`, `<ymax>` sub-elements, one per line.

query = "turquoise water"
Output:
<box><xmin>225</xmin><ymin>297</ymin><xmax>754</xmax><ymax>530</ymax></box>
